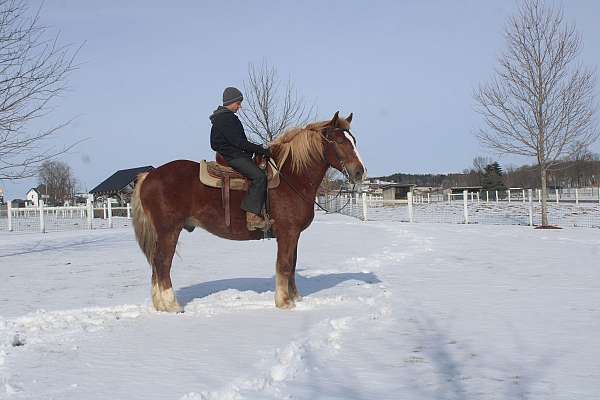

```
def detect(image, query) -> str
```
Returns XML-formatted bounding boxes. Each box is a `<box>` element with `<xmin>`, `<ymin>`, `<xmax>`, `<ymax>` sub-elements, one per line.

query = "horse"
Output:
<box><xmin>131</xmin><ymin>111</ymin><xmax>366</xmax><ymax>312</ymax></box>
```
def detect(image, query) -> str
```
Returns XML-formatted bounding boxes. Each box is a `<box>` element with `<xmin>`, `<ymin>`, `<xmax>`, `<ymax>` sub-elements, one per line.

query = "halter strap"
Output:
<box><xmin>320</xmin><ymin>127</ymin><xmax>353</xmax><ymax>181</ymax></box>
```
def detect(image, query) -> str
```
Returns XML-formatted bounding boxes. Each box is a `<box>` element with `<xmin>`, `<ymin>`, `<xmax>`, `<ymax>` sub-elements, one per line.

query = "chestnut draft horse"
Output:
<box><xmin>131</xmin><ymin>111</ymin><xmax>366</xmax><ymax>312</ymax></box>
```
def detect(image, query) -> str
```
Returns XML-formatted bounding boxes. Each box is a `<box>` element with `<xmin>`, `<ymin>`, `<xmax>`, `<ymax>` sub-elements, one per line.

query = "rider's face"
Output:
<box><xmin>226</xmin><ymin>101</ymin><xmax>242</xmax><ymax>113</ymax></box>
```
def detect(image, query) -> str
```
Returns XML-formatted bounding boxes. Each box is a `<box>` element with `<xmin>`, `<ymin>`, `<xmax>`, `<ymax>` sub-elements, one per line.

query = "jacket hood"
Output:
<box><xmin>209</xmin><ymin>106</ymin><xmax>232</xmax><ymax>123</ymax></box>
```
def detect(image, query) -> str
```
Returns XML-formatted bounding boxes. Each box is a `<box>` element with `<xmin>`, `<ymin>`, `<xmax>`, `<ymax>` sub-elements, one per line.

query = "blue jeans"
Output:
<box><xmin>227</xmin><ymin>157</ymin><xmax>267</xmax><ymax>215</ymax></box>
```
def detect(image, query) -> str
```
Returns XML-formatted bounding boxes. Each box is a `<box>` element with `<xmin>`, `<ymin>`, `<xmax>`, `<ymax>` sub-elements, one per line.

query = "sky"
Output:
<box><xmin>2</xmin><ymin>0</ymin><xmax>600</xmax><ymax>200</ymax></box>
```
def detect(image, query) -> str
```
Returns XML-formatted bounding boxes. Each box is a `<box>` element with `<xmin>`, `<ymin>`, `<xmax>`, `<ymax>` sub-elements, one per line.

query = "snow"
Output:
<box><xmin>0</xmin><ymin>214</ymin><xmax>599</xmax><ymax>399</ymax></box>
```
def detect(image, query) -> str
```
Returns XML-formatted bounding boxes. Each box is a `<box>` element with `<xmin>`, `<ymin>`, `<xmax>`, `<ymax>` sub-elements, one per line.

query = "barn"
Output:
<box><xmin>90</xmin><ymin>166</ymin><xmax>154</xmax><ymax>205</ymax></box>
<box><xmin>382</xmin><ymin>183</ymin><xmax>416</xmax><ymax>201</ymax></box>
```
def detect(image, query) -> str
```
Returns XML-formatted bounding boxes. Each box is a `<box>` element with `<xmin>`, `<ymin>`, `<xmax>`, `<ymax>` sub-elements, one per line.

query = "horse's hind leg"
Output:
<box><xmin>152</xmin><ymin>229</ymin><xmax>183</xmax><ymax>313</ymax></box>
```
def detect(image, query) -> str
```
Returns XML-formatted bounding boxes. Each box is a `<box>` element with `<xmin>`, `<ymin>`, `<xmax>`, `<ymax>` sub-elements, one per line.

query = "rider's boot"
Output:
<box><xmin>246</xmin><ymin>212</ymin><xmax>267</xmax><ymax>231</ymax></box>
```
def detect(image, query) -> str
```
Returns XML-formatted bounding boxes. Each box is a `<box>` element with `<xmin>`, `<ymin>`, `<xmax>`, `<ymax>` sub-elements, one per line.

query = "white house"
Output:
<box><xmin>26</xmin><ymin>188</ymin><xmax>40</xmax><ymax>206</ymax></box>
<box><xmin>26</xmin><ymin>185</ymin><xmax>49</xmax><ymax>207</ymax></box>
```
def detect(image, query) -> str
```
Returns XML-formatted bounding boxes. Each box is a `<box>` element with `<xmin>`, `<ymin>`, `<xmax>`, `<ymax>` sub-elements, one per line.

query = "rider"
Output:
<box><xmin>209</xmin><ymin>86</ymin><xmax>272</xmax><ymax>231</ymax></box>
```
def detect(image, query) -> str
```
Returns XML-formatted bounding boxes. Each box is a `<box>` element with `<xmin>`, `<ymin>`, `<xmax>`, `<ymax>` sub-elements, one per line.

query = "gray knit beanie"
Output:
<box><xmin>223</xmin><ymin>87</ymin><xmax>243</xmax><ymax>106</ymax></box>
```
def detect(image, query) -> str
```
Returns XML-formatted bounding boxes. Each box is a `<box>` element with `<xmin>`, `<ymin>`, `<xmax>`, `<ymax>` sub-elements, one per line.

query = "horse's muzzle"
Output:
<box><xmin>350</xmin><ymin>165</ymin><xmax>366</xmax><ymax>184</ymax></box>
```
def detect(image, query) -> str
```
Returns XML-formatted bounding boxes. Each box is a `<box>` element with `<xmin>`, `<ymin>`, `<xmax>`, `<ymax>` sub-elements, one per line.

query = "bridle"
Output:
<box><xmin>267</xmin><ymin>125</ymin><xmax>359</xmax><ymax>213</ymax></box>
<box><xmin>321</xmin><ymin>126</ymin><xmax>355</xmax><ymax>181</ymax></box>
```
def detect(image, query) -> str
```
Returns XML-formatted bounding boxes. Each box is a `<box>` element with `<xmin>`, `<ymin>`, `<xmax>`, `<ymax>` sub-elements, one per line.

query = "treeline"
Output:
<box><xmin>374</xmin><ymin>156</ymin><xmax>600</xmax><ymax>189</ymax></box>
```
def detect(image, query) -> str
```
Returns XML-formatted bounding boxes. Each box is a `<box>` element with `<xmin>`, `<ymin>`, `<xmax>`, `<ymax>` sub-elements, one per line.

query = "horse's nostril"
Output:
<box><xmin>354</xmin><ymin>167</ymin><xmax>365</xmax><ymax>182</ymax></box>
<box><xmin>354</xmin><ymin>171</ymin><xmax>364</xmax><ymax>182</ymax></box>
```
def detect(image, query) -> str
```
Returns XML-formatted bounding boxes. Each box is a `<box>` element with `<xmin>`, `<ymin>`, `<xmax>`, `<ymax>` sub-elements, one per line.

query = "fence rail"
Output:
<box><xmin>3</xmin><ymin>187</ymin><xmax>599</xmax><ymax>233</ymax></box>
<box><xmin>322</xmin><ymin>187</ymin><xmax>600</xmax><ymax>229</ymax></box>
<box><xmin>0</xmin><ymin>200</ymin><xmax>133</xmax><ymax>233</ymax></box>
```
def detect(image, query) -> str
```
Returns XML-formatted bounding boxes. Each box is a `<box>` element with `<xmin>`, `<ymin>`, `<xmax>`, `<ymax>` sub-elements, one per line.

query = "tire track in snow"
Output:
<box><xmin>179</xmin><ymin>222</ymin><xmax>432</xmax><ymax>400</ymax></box>
<box><xmin>0</xmin><ymin>291</ymin><xmax>364</xmax><ymax>395</ymax></box>
<box><xmin>1</xmin><ymin>221</ymin><xmax>431</xmax><ymax>398</ymax></box>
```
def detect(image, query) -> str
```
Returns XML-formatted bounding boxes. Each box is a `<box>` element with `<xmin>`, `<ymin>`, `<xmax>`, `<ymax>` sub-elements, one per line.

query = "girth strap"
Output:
<box><xmin>222</xmin><ymin>176</ymin><xmax>231</xmax><ymax>226</ymax></box>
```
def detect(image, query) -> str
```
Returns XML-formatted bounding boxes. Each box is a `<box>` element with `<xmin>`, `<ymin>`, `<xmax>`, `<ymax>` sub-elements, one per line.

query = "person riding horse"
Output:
<box><xmin>209</xmin><ymin>87</ymin><xmax>272</xmax><ymax>231</ymax></box>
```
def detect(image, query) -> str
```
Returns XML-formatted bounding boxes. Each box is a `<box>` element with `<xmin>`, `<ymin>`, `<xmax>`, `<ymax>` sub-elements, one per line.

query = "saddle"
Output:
<box><xmin>199</xmin><ymin>153</ymin><xmax>280</xmax><ymax>227</ymax></box>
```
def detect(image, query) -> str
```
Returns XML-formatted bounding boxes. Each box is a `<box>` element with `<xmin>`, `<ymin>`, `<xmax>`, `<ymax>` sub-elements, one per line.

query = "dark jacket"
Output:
<box><xmin>210</xmin><ymin>106</ymin><xmax>262</xmax><ymax>161</ymax></box>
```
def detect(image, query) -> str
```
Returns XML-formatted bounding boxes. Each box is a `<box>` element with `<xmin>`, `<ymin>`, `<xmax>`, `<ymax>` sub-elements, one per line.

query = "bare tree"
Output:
<box><xmin>474</xmin><ymin>0</ymin><xmax>598</xmax><ymax>226</ymax></box>
<box><xmin>472</xmin><ymin>156</ymin><xmax>494</xmax><ymax>173</ymax></box>
<box><xmin>239</xmin><ymin>61</ymin><xmax>315</xmax><ymax>144</ymax></box>
<box><xmin>0</xmin><ymin>0</ymin><xmax>79</xmax><ymax>181</ymax></box>
<box><xmin>38</xmin><ymin>160</ymin><xmax>76</xmax><ymax>205</ymax></box>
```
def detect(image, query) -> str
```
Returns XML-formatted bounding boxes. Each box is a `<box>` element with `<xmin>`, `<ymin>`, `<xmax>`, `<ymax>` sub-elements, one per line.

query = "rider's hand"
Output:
<box><xmin>257</xmin><ymin>146</ymin><xmax>271</xmax><ymax>159</ymax></box>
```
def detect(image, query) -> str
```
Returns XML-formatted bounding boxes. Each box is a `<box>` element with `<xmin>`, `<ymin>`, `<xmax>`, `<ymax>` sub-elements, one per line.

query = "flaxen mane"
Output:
<box><xmin>270</xmin><ymin>118</ymin><xmax>350</xmax><ymax>174</ymax></box>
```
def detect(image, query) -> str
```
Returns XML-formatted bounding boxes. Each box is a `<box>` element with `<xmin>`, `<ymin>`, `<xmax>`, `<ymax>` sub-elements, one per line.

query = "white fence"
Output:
<box><xmin>3</xmin><ymin>187</ymin><xmax>599</xmax><ymax>233</ymax></box>
<box><xmin>0</xmin><ymin>200</ymin><xmax>132</xmax><ymax>233</ymax></box>
<box><xmin>322</xmin><ymin>187</ymin><xmax>600</xmax><ymax>229</ymax></box>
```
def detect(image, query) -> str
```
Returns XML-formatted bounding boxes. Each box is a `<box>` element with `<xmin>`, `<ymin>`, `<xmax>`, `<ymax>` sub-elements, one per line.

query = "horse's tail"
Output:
<box><xmin>131</xmin><ymin>172</ymin><xmax>156</xmax><ymax>265</ymax></box>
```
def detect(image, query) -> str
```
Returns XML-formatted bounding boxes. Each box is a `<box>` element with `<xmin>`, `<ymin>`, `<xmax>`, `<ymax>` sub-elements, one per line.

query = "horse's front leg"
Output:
<box><xmin>275</xmin><ymin>233</ymin><xmax>299</xmax><ymax>309</ymax></box>
<box><xmin>288</xmin><ymin>244</ymin><xmax>302</xmax><ymax>302</ymax></box>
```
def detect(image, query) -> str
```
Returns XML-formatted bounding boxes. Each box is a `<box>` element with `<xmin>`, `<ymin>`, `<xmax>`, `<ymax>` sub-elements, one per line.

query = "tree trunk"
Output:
<box><xmin>540</xmin><ymin>164</ymin><xmax>549</xmax><ymax>226</ymax></box>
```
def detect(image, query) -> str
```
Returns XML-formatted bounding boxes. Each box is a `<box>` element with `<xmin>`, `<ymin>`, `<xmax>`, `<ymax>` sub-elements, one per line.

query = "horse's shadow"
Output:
<box><xmin>176</xmin><ymin>270</ymin><xmax>381</xmax><ymax>307</ymax></box>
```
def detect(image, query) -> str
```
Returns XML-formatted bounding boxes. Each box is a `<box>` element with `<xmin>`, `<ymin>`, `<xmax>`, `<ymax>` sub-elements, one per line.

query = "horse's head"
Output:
<box><xmin>321</xmin><ymin>111</ymin><xmax>367</xmax><ymax>184</ymax></box>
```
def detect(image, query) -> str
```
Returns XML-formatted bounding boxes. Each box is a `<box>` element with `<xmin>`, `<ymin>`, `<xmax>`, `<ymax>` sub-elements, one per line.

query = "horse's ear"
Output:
<box><xmin>346</xmin><ymin>113</ymin><xmax>353</xmax><ymax>123</ymax></box>
<box><xmin>330</xmin><ymin>111</ymin><xmax>340</xmax><ymax>126</ymax></box>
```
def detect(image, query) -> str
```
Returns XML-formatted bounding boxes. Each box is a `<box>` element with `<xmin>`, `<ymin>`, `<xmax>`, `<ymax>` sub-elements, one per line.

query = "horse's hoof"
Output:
<box><xmin>275</xmin><ymin>296</ymin><xmax>296</xmax><ymax>309</ymax></box>
<box><xmin>277</xmin><ymin>301</ymin><xmax>296</xmax><ymax>310</ymax></box>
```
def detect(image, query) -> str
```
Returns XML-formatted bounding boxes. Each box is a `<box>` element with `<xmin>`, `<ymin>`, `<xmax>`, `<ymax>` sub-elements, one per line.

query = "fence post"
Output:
<box><xmin>103</xmin><ymin>203</ymin><xmax>107</xmax><ymax>219</ymax></box>
<box><xmin>575</xmin><ymin>188</ymin><xmax>579</xmax><ymax>205</ymax></box>
<box><xmin>407</xmin><ymin>192</ymin><xmax>414</xmax><ymax>222</ymax></box>
<box><xmin>39</xmin><ymin>200</ymin><xmax>45</xmax><ymax>233</ymax></box>
<box><xmin>448</xmin><ymin>192</ymin><xmax>451</xmax><ymax>204</ymax></box>
<box><xmin>486</xmin><ymin>191</ymin><xmax>489</xmax><ymax>203</ymax></box>
<box><xmin>107</xmin><ymin>199</ymin><xmax>113</xmax><ymax>228</ymax></box>
<box><xmin>361</xmin><ymin>193</ymin><xmax>367</xmax><ymax>221</ymax></box>
<box><xmin>463</xmin><ymin>190</ymin><xmax>469</xmax><ymax>224</ymax></box>
<box><xmin>598</xmin><ymin>187</ymin><xmax>600</xmax><ymax>205</ymax></box>
<box><xmin>538</xmin><ymin>189</ymin><xmax>541</xmax><ymax>204</ymax></box>
<box><xmin>476</xmin><ymin>192</ymin><xmax>480</xmax><ymax>203</ymax></box>
<box><xmin>7</xmin><ymin>202</ymin><xmax>12</xmax><ymax>232</ymax></box>
<box><xmin>508</xmin><ymin>189</ymin><xmax>511</xmax><ymax>203</ymax></box>
<box><xmin>427</xmin><ymin>193</ymin><xmax>430</xmax><ymax>204</ymax></box>
<box><xmin>87</xmin><ymin>197</ymin><xmax>93</xmax><ymax>229</ymax></box>
<box><xmin>555</xmin><ymin>188</ymin><xmax>559</xmax><ymax>204</ymax></box>
<box><xmin>528</xmin><ymin>189</ymin><xmax>533</xmax><ymax>227</ymax></box>
<box><xmin>495</xmin><ymin>190</ymin><xmax>499</xmax><ymax>203</ymax></box>
<box><xmin>127</xmin><ymin>202</ymin><xmax>131</xmax><ymax>219</ymax></box>
<box><xmin>522</xmin><ymin>189</ymin><xmax>526</xmax><ymax>203</ymax></box>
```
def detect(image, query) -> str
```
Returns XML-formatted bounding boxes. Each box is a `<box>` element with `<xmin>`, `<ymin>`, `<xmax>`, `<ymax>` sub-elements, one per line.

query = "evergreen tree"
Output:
<box><xmin>481</xmin><ymin>162</ymin><xmax>507</xmax><ymax>191</ymax></box>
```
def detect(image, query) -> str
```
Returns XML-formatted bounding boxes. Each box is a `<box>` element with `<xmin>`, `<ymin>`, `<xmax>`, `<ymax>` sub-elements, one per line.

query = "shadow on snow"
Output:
<box><xmin>176</xmin><ymin>270</ymin><xmax>381</xmax><ymax>307</ymax></box>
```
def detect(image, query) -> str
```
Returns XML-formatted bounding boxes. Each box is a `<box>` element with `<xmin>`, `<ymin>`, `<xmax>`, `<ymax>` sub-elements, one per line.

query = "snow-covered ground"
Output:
<box><xmin>0</xmin><ymin>214</ymin><xmax>599</xmax><ymax>399</ymax></box>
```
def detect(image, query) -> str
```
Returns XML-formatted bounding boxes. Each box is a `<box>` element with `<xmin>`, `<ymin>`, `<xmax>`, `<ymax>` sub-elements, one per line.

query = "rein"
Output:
<box><xmin>267</xmin><ymin>126</ymin><xmax>358</xmax><ymax>214</ymax></box>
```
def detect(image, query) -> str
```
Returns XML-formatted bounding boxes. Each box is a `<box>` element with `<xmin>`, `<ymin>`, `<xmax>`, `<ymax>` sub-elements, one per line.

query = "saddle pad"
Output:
<box><xmin>199</xmin><ymin>160</ymin><xmax>280</xmax><ymax>190</ymax></box>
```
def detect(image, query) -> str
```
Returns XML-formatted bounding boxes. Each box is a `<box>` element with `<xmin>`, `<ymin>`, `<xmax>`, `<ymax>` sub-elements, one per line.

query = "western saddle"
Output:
<box><xmin>198</xmin><ymin>153</ymin><xmax>280</xmax><ymax>228</ymax></box>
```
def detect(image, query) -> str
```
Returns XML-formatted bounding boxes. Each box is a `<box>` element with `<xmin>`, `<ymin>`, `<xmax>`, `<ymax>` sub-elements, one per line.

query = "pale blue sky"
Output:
<box><xmin>3</xmin><ymin>0</ymin><xmax>599</xmax><ymax>199</ymax></box>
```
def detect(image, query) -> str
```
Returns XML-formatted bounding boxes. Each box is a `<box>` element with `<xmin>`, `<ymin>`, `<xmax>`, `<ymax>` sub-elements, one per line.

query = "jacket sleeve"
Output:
<box><xmin>219</xmin><ymin>115</ymin><xmax>263</xmax><ymax>154</ymax></box>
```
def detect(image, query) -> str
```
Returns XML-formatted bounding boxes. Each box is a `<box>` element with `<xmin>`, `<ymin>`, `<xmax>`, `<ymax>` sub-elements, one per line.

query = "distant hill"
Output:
<box><xmin>373</xmin><ymin>158</ymin><xmax>600</xmax><ymax>189</ymax></box>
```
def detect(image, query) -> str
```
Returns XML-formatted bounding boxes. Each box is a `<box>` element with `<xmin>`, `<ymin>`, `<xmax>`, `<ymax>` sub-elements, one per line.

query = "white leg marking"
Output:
<box><xmin>161</xmin><ymin>287</ymin><xmax>183</xmax><ymax>313</ymax></box>
<box><xmin>152</xmin><ymin>282</ymin><xmax>182</xmax><ymax>312</ymax></box>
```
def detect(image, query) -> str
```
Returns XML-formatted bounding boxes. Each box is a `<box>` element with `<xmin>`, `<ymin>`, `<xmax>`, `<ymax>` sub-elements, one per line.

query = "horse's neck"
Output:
<box><xmin>277</xmin><ymin>157</ymin><xmax>328</xmax><ymax>200</ymax></box>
